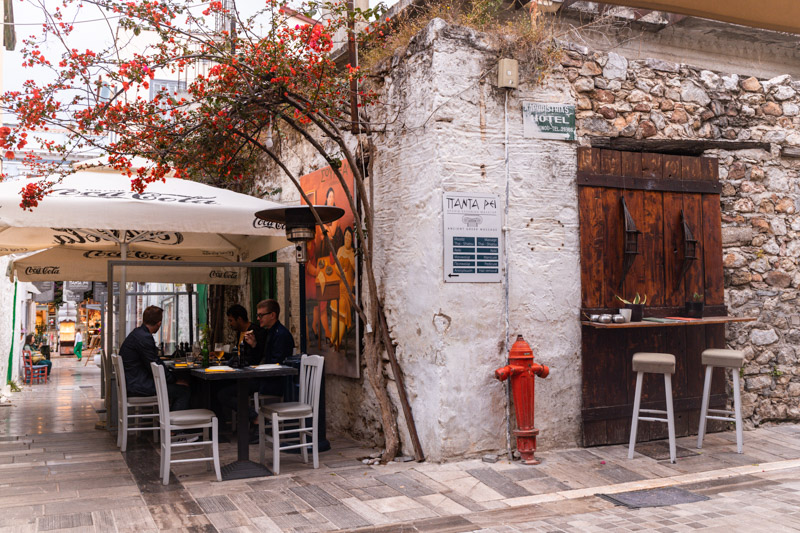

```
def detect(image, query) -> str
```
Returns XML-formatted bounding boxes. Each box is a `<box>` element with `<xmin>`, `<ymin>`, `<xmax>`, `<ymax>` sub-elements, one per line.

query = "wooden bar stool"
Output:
<box><xmin>628</xmin><ymin>352</ymin><xmax>677</xmax><ymax>463</ymax></box>
<box><xmin>697</xmin><ymin>348</ymin><xmax>745</xmax><ymax>453</ymax></box>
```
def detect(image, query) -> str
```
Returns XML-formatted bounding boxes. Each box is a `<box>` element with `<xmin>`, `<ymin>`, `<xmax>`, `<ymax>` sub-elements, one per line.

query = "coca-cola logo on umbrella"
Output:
<box><xmin>24</xmin><ymin>266</ymin><xmax>60</xmax><ymax>275</ymax></box>
<box><xmin>209</xmin><ymin>270</ymin><xmax>238</xmax><ymax>279</ymax></box>
<box><xmin>51</xmin><ymin>188</ymin><xmax>219</xmax><ymax>205</ymax></box>
<box><xmin>252</xmin><ymin>218</ymin><xmax>285</xmax><ymax>230</ymax></box>
<box><xmin>51</xmin><ymin>229</ymin><xmax>184</xmax><ymax>246</ymax></box>
<box><xmin>82</xmin><ymin>250</ymin><xmax>183</xmax><ymax>261</ymax></box>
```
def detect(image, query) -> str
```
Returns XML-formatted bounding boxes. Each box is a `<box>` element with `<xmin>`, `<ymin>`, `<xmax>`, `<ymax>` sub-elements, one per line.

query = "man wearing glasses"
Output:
<box><xmin>231</xmin><ymin>299</ymin><xmax>294</xmax><ymax>442</ymax></box>
<box><xmin>244</xmin><ymin>299</ymin><xmax>294</xmax><ymax>365</ymax></box>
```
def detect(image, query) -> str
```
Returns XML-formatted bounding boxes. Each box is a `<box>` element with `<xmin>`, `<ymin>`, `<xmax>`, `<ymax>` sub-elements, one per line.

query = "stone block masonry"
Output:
<box><xmin>566</xmin><ymin>46</ymin><xmax>800</xmax><ymax>427</ymax></box>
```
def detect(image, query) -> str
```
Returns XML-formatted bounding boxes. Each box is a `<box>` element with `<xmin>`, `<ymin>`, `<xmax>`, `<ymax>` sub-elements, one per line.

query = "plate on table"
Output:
<box><xmin>251</xmin><ymin>363</ymin><xmax>282</xmax><ymax>370</ymax></box>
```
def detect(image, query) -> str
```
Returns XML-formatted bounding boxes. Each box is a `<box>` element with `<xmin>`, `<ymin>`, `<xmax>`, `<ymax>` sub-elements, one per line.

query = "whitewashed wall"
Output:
<box><xmin>370</xmin><ymin>20</ymin><xmax>581</xmax><ymax>458</ymax></box>
<box><xmin>268</xmin><ymin>19</ymin><xmax>583</xmax><ymax>460</ymax></box>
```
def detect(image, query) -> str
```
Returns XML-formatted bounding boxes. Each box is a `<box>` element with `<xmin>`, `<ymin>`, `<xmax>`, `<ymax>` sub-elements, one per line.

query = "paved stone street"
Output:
<box><xmin>2</xmin><ymin>358</ymin><xmax>800</xmax><ymax>532</ymax></box>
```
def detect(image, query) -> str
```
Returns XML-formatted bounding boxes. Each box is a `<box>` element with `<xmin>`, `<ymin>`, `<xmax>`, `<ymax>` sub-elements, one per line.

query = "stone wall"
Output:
<box><xmin>566</xmin><ymin>47</ymin><xmax>800</xmax><ymax>426</ymax></box>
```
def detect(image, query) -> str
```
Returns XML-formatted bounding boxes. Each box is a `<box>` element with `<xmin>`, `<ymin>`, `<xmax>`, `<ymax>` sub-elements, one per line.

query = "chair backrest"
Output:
<box><xmin>150</xmin><ymin>362</ymin><xmax>171</xmax><ymax>426</ymax></box>
<box><xmin>22</xmin><ymin>352</ymin><xmax>33</xmax><ymax>373</ymax></box>
<box><xmin>110</xmin><ymin>354</ymin><xmax>128</xmax><ymax>407</ymax></box>
<box><xmin>298</xmin><ymin>355</ymin><xmax>324</xmax><ymax>417</ymax></box>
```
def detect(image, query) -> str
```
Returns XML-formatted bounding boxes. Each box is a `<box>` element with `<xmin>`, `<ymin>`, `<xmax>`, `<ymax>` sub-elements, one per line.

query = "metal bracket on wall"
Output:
<box><xmin>676</xmin><ymin>209</ymin><xmax>698</xmax><ymax>289</ymax></box>
<box><xmin>618</xmin><ymin>196</ymin><xmax>641</xmax><ymax>291</ymax></box>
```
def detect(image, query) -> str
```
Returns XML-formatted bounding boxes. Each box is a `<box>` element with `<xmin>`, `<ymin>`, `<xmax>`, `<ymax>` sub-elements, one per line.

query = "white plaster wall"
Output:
<box><xmin>265</xmin><ymin>19</ymin><xmax>584</xmax><ymax>460</ymax></box>
<box><xmin>0</xmin><ymin>258</ymin><xmax>30</xmax><ymax>395</ymax></box>
<box><xmin>369</xmin><ymin>20</ymin><xmax>582</xmax><ymax>459</ymax></box>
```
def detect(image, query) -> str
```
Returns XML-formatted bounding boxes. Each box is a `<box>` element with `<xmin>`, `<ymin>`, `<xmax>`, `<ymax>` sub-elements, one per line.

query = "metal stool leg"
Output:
<box><xmin>732</xmin><ymin>369</ymin><xmax>743</xmax><ymax>454</ymax></box>
<box><xmin>697</xmin><ymin>365</ymin><xmax>713</xmax><ymax>449</ymax></box>
<box><xmin>628</xmin><ymin>371</ymin><xmax>644</xmax><ymax>459</ymax></box>
<box><xmin>664</xmin><ymin>373</ymin><xmax>676</xmax><ymax>464</ymax></box>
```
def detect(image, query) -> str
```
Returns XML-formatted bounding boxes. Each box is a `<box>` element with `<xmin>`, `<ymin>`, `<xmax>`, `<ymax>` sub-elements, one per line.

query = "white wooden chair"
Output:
<box><xmin>150</xmin><ymin>363</ymin><xmax>221</xmax><ymax>485</ymax></box>
<box><xmin>111</xmin><ymin>354</ymin><xmax>158</xmax><ymax>452</ymax></box>
<box><xmin>258</xmin><ymin>355</ymin><xmax>324</xmax><ymax>475</ymax></box>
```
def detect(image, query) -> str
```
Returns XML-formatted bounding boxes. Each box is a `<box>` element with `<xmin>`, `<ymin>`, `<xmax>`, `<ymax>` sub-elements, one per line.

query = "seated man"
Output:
<box><xmin>220</xmin><ymin>299</ymin><xmax>294</xmax><ymax>442</ymax></box>
<box><xmin>120</xmin><ymin>305</ymin><xmax>190</xmax><ymax>412</ymax></box>
<box><xmin>226</xmin><ymin>304</ymin><xmax>266</xmax><ymax>366</ymax></box>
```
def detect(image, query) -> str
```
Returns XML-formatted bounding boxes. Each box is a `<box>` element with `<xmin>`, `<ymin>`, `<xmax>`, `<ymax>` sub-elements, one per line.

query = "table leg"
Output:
<box><xmin>219</xmin><ymin>379</ymin><xmax>272</xmax><ymax>480</ymax></box>
<box><xmin>236</xmin><ymin>379</ymin><xmax>249</xmax><ymax>460</ymax></box>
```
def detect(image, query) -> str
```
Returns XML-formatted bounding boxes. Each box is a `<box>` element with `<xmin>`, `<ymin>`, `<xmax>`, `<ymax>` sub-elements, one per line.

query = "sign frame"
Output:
<box><xmin>443</xmin><ymin>192</ymin><xmax>502</xmax><ymax>283</ymax></box>
<box><xmin>522</xmin><ymin>102</ymin><xmax>576</xmax><ymax>141</ymax></box>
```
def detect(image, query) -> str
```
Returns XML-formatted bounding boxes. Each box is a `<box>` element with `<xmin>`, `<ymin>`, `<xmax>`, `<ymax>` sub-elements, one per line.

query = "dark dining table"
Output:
<box><xmin>165</xmin><ymin>362</ymin><xmax>298</xmax><ymax>480</ymax></box>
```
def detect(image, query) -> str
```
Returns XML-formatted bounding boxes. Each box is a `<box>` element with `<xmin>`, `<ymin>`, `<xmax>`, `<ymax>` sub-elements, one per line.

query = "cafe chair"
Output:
<box><xmin>697</xmin><ymin>348</ymin><xmax>746</xmax><ymax>453</ymax></box>
<box><xmin>258</xmin><ymin>354</ymin><xmax>324</xmax><ymax>475</ymax></box>
<box><xmin>111</xmin><ymin>354</ymin><xmax>159</xmax><ymax>452</ymax></box>
<box><xmin>628</xmin><ymin>352</ymin><xmax>677</xmax><ymax>464</ymax></box>
<box><xmin>22</xmin><ymin>351</ymin><xmax>48</xmax><ymax>385</ymax></box>
<box><xmin>150</xmin><ymin>363</ymin><xmax>221</xmax><ymax>485</ymax></box>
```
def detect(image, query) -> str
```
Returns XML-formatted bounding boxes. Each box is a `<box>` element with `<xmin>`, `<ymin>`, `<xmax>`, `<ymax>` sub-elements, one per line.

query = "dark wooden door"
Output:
<box><xmin>578</xmin><ymin>147</ymin><xmax>728</xmax><ymax>446</ymax></box>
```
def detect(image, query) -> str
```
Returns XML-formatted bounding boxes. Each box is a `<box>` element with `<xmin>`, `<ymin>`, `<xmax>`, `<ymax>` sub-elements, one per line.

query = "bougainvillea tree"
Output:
<box><xmin>1</xmin><ymin>0</ymin><xmax>421</xmax><ymax>461</ymax></box>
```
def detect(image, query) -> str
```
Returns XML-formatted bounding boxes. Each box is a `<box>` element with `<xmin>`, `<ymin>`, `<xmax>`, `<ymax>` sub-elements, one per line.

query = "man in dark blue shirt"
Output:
<box><xmin>244</xmin><ymin>299</ymin><xmax>294</xmax><ymax>365</ymax></box>
<box><xmin>217</xmin><ymin>300</ymin><xmax>294</xmax><ymax>439</ymax></box>
<box><xmin>120</xmin><ymin>306</ymin><xmax>190</xmax><ymax>411</ymax></box>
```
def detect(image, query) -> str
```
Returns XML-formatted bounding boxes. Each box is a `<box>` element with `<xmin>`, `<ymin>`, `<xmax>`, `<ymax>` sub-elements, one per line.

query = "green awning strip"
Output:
<box><xmin>7</xmin><ymin>281</ymin><xmax>17</xmax><ymax>383</ymax></box>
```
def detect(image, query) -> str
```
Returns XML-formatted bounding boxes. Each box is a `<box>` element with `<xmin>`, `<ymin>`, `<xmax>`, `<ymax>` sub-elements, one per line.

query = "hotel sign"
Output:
<box><xmin>522</xmin><ymin>102</ymin><xmax>576</xmax><ymax>141</ymax></box>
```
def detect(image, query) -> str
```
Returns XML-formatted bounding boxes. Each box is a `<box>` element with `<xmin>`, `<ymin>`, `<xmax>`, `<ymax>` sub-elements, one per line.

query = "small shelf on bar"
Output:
<box><xmin>581</xmin><ymin>316</ymin><xmax>756</xmax><ymax>328</ymax></box>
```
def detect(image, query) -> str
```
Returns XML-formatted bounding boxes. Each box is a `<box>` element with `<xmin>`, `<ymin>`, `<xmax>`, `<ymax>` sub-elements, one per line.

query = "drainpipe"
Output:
<box><xmin>503</xmin><ymin>89</ymin><xmax>513</xmax><ymax>461</ymax></box>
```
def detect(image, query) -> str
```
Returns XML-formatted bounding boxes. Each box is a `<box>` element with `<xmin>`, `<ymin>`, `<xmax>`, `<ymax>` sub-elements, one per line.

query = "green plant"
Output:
<box><xmin>7</xmin><ymin>380</ymin><xmax>21</xmax><ymax>392</ymax></box>
<box><xmin>692</xmin><ymin>292</ymin><xmax>703</xmax><ymax>302</ymax></box>
<box><xmin>616</xmin><ymin>293</ymin><xmax>647</xmax><ymax>306</ymax></box>
<box><xmin>199</xmin><ymin>324</ymin><xmax>211</xmax><ymax>350</ymax></box>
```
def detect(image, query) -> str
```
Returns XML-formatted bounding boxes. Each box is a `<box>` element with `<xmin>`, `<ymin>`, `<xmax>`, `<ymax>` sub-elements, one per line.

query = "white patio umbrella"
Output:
<box><xmin>0</xmin><ymin>169</ymin><xmax>290</xmax><ymax>348</ymax></box>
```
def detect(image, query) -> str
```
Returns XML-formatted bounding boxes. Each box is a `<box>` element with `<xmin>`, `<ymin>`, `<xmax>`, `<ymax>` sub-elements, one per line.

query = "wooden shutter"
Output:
<box><xmin>577</xmin><ymin>147</ymin><xmax>727</xmax><ymax>447</ymax></box>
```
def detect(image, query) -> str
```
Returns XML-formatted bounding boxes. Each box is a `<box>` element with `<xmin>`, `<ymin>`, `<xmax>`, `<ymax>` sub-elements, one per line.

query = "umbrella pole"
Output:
<box><xmin>188</xmin><ymin>284</ymin><xmax>194</xmax><ymax>347</ymax></box>
<box><xmin>118</xmin><ymin>242</ymin><xmax>127</xmax><ymax>352</ymax></box>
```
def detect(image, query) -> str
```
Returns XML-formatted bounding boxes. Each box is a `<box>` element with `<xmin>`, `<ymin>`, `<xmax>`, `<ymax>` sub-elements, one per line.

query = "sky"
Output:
<box><xmin>3</xmin><ymin>0</ymin><xmax>398</xmax><ymax>95</ymax></box>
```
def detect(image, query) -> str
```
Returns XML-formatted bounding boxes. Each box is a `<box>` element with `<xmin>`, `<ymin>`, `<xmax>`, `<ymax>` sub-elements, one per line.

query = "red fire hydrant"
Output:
<box><xmin>495</xmin><ymin>335</ymin><xmax>550</xmax><ymax>465</ymax></box>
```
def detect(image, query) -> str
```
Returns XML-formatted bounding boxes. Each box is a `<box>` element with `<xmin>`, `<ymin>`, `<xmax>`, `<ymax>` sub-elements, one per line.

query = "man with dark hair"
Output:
<box><xmin>227</xmin><ymin>299</ymin><xmax>295</xmax><ymax>442</ymax></box>
<box><xmin>244</xmin><ymin>299</ymin><xmax>294</xmax><ymax>365</ymax></box>
<box><xmin>225</xmin><ymin>304</ymin><xmax>265</xmax><ymax>366</ymax></box>
<box><xmin>120</xmin><ymin>305</ymin><xmax>190</xmax><ymax>411</ymax></box>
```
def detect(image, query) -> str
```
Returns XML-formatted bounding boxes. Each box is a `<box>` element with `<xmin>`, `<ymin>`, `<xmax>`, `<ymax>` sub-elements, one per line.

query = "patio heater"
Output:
<box><xmin>254</xmin><ymin>205</ymin><xmax>344</xmax><ymax>453</ymax></box>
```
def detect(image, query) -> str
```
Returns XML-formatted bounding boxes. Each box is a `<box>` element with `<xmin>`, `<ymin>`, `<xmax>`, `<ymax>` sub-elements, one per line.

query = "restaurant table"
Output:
<box><xmin>189</xmin><ymin>365</ymin><xmax>298</xmax><ymax>480</ymax></box>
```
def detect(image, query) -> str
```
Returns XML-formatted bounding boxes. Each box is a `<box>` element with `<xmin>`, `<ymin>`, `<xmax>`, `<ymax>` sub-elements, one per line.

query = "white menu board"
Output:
<box><xmin>443</xmin><ymin>192</ymin><xmax>502</xmax><ymax>283</ymax></box>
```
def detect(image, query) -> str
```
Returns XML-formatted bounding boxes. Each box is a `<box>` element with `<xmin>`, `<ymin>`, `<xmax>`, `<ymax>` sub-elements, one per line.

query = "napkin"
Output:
<box><xmin>252</xmin><ymin>363</ymin><xmax>282</xmax><ymax>370</ymax></box>
<box><xmin>205</xmin><ymin>365</ymin><xmax>235</xmax><ymax>372</ymax></box>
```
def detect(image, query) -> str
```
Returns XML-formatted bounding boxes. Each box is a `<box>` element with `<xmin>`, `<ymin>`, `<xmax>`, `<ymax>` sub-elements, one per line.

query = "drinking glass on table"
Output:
<box><xmin>214</xmin><ymin>343</ymin><xmax>226</xmax><ymax>365</ymax></box>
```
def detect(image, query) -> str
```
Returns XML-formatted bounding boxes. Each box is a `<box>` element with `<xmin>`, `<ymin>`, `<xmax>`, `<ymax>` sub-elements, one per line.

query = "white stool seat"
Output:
<box><xmin>629</xmin><ymin>352</ymin><xmax>677</xmax><ymax>464</ymax></box>
<box><xmin>698</xmin><ymin>348</ymin><xmax>745</xmax><ymax>453</ymax></box>
<box><xmin>701</xmin><ymin>349</ymin><xmax>745</xmax><ymax>368</ymax></box>
<box><xmin>632</xmin><ymin>352</ymin><xmax>676</xmax><ymax>374</ymax></box>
